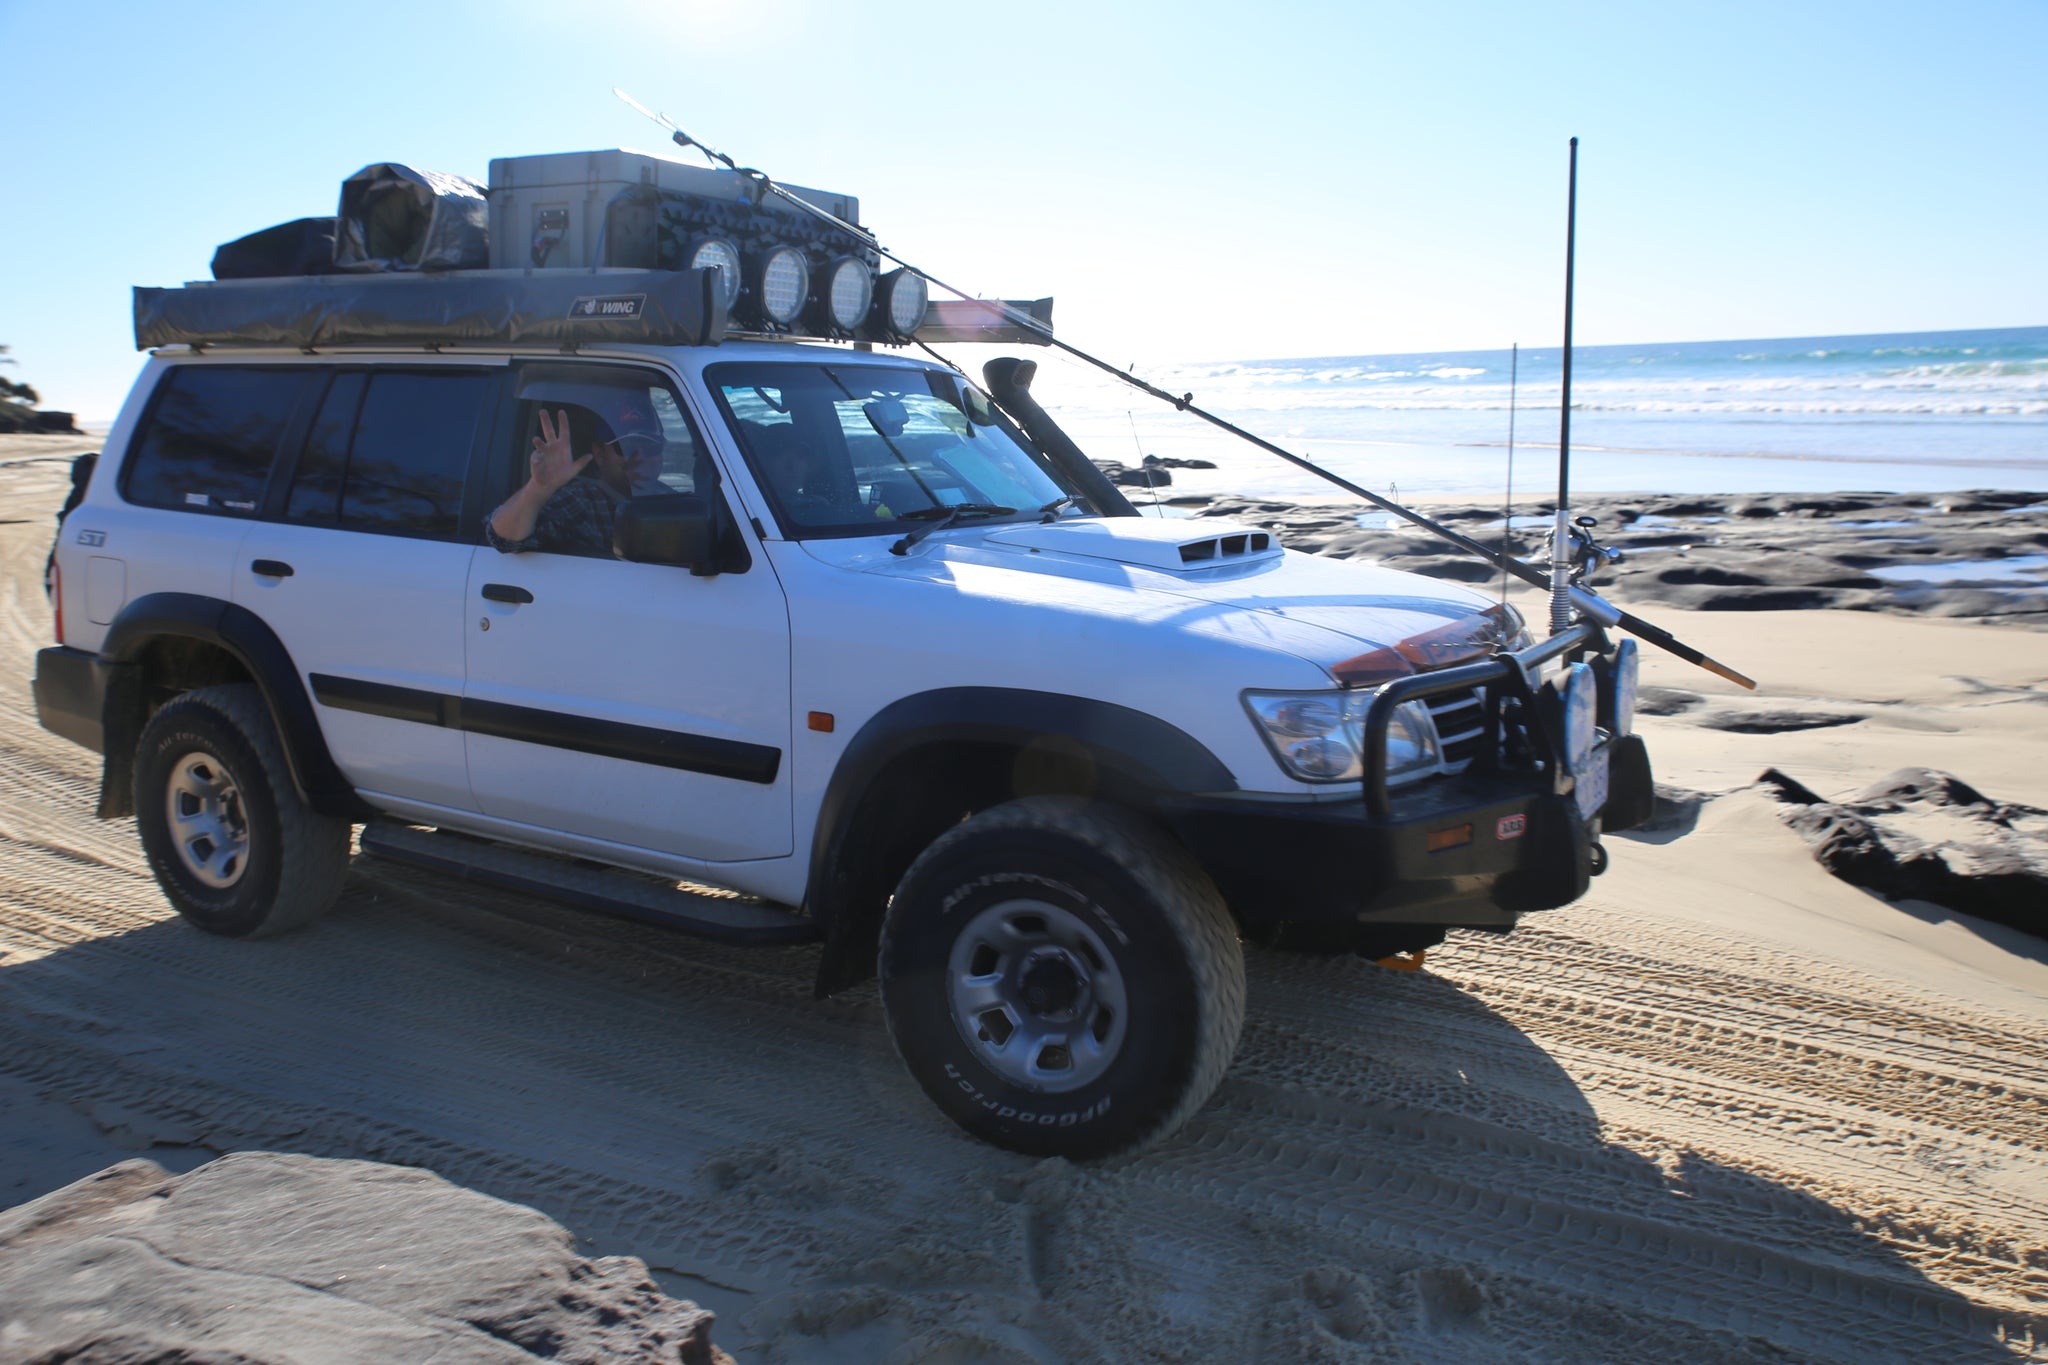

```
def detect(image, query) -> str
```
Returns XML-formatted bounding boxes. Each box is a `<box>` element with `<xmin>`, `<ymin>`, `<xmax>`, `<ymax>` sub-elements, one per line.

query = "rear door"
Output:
<box><xmin>234</xmin><ymin>362</ymin><xmax>499</xmax><ymax>813</ymax></box>
<box><xmin>460</xmin><ymin>360</ymin><xmax>794</xmax><ymax>862</ymax></box>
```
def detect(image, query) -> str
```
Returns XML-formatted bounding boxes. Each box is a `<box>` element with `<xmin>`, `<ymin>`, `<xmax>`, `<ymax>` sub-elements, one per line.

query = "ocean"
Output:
<box><xmin>1022</xmin><ymin>324</ymin><xmax>2048</xmax><ymax>502</ymax></box>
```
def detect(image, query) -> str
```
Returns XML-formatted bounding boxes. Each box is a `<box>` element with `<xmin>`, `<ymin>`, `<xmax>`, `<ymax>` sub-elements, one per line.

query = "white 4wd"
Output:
<box><xmin>37</xmin><ymin>327</ymin><xmax>1650</xmax><ymax>1159</ymax></box>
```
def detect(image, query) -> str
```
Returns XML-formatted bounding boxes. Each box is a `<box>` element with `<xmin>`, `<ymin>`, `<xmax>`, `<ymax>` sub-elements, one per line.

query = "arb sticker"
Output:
<box><xmin>1496</xmin><ymin>814</ymin><xmax>1527</xmax><ymax>840</ymax></box>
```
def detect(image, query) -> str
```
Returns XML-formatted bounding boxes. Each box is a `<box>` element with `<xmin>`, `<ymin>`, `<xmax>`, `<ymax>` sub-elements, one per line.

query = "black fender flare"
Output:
<box><xmin>807</xmin><ymin>686</ymin><xmax>1236</xmax><ymax>996</ymax></box>
<box><xmin>97</xmin><ymin>592</ymin><xmax>366</xmax><ymax>820</ymax></box>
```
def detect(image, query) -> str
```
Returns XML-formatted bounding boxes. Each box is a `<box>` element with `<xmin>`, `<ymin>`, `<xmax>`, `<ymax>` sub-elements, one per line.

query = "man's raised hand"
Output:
<box><xmin>530</xmin><ymin>408</ymin><xmax>592</xmax><ymax>494</ymax></box>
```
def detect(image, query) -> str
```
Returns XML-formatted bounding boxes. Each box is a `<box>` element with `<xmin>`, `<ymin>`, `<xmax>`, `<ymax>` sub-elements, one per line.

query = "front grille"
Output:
<box><xmin>1426</xmin><ymin>687</ymin><xmax>1489</xmax><ymax>773</ymax></box>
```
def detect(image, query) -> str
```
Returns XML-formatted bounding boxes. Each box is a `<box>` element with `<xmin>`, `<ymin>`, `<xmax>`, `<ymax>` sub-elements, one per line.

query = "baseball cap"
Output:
<box><xmin>596</xmin><ymin>397</ymin><xmax>661</xmax><ymax>453</ymax></box>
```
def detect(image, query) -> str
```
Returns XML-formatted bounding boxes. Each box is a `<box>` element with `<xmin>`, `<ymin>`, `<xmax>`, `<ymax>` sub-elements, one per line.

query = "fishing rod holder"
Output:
<box><xmin>1545</xmin><ymin>515</ymin><xmax>1622</xmax><ymax>591</ymax></box>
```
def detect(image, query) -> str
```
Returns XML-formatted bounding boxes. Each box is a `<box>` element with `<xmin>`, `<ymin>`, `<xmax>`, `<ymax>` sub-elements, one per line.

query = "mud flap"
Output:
<box><xmin>1600</xmin><ymin>735</ymin><xmax>1655</xmax><ymax>833</ymax></box>
<box><xmin>1490</xmin><ymin>796</ymin><xmax>1592</xmax><ymax>913</ymax></box>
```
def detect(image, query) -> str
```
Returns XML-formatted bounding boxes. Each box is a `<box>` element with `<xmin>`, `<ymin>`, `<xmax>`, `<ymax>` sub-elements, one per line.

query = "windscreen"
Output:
<box><xmin>707</xmin><ymin>362</ymin><xmax>1072</xmax><ymax>538</ymax></box>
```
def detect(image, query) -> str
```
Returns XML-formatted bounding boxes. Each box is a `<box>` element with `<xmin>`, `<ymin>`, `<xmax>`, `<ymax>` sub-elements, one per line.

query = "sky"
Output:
<box><xmin>2</xmin><ymin>0</ymin><xmax>2043</xmax><ymax>422</ymax></box>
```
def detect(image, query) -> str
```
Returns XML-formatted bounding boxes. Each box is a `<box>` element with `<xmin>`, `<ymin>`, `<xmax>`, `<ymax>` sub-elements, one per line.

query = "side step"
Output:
<box><xmin>359</xmin><ymin>821</ymin><xmax>820</xmax><ymax>946</ymax></box>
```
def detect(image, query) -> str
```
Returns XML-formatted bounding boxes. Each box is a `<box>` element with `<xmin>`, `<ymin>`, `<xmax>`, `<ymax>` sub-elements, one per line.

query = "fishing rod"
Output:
<box><xmin>1550</xmin><ymin>138</ymin><xmax>1580</xmax><ymax>638</ymax></box>
<box><xmin>614</xmin><ymin>92</ymin><xmax>1756</xmax><ymax>690</ymax></box>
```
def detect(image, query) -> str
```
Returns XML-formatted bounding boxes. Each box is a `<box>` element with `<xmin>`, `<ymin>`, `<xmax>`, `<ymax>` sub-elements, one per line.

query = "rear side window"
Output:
<box><xmin>287</xmin><ymin>370</ymin><xmax>490</xmax><ymax>538</ymax></box>
<box><xmin>123</xmin><ymin>367</ymin><xmax>314</xmax><ymax>516</ymax></box>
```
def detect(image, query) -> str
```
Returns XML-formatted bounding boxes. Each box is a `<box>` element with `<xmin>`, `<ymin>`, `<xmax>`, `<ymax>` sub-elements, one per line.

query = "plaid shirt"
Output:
<box><xmin>484</xmin><ymin>479</ymin><xmax>623</xmax><ymax>557</ymax></box>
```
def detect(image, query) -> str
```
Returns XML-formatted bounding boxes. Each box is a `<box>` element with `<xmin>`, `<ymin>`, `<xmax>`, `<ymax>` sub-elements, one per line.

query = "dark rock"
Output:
<box><xmin>1784</xmin><ymin>805</ymin><xmax>1902</xmax><ymax>884</ymax></box>
<box><xmin>1096</xmin><ymin>461</ymin><xmax>1171</xmax><ymax>488</ymax></box>
<box><xmin>1764</xmin><ymin>768</ymin><xmax>2047</xmax><ymax>939</ymax></box>
<box><xmin>1693</xmin><ymin>587</ymin><xmax>1848</xmax><ymax>611</ymax></box>
<box><xmin>1756</xmin><ymin>768</ymin><xmax>1824</xmax><ymax>805</ymax></box>
<box><xmin>1940</xmin><ymin>492</ymin><xmax>2047</xmax><ymax>512</ymax></box>
<box><xmin>1653</xmin><ymin>565</ymin><xmax>1768</xmax><ymax>586</ymax></box>
<box><xmin>0</xmin><ymin>1154</ymin><xmax>730</xmax><ymax>1365</ymax></box>
<box><xmin>1634</xmin><ymin>686</ymin><xmax>1705</xmax><ymax>717</ymax></box>
<box><xmin>1852</xmin><ymin>767</ymin><xmax>1992</xmax><ymax>810</ymax></box>
<box><xmin>1697</xmin><ymin>711</ymin><xmax>1863</xmax><ymax>735</ymax></box>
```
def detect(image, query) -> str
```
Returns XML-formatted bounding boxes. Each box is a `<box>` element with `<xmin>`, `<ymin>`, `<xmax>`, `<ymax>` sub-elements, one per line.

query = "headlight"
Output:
<box><xmin>1561</xmin><ymin>662</ymin><xmax>1597</xmax><ymax>773</ymax></box>
<box><xmin>754</xmin><ymin>246</ymin><xmax>810</xmax><ymax>325</ymax></box>
<box><xmin>823</xmin><ymin>257</ymin><xmax>874</xmax><ymax>330</ymax></box>
<box><xmin>1502</xmin><ymin>602</ymin><xmax>1534</xmax><ymax>652</ymax></box>
<box><xmin>1606</xmin><ymin>638</ymin><xmax>1638</xmax><ymax>736</ymax></box>
<box><xmin>1244</xmin><ymin>691</ymin><xmax>1442</xmax><ymax>785</ymax></box>
<box><xmin>876</xmin><ymin>267</ymin><xmax>929</xmax><ymax>338</ymax></box>
<box><xmin>685</xmin><ymin>237</ymin><xmax>742</xmax><ymax>312</ymax></box>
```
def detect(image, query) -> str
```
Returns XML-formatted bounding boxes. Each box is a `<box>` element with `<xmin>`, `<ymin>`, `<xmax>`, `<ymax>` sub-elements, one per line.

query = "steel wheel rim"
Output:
<box><xmin>946</xmin><ymin>898</ymin><xmax>1128</xmax><ymax>1093</ymax></box>
<box><xmin>166</xmin><ymin>752</ymin><xmax>250</xmax><ymax>889</ymax></box>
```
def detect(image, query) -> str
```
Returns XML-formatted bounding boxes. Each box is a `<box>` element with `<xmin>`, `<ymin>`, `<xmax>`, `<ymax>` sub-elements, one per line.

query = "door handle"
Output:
<box><xmin>480</xmin><ymin>583</ymin><xmax>534</xmax><ymax>604</ymax></box>
<box><xmin>251</xmin><ymin>559</ymin><xmax>294</xmax><ymax>578</ymax></box>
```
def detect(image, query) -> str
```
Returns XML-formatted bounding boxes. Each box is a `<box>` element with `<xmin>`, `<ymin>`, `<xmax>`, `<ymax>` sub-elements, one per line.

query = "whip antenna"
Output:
<box><xmin>1501</xmin><ymin>341</ymin><xmax>1518</xmax><ymax>605</ymax></box>
<box><xmin>1549</xmin><ymin>137</ymin><xmax>1580</xmax><ymax>637</ymax></box>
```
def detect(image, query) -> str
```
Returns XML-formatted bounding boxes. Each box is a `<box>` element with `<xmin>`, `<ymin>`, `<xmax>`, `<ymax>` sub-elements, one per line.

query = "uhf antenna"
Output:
<box><xmin>1549</xmin><ymin>137</ymin><xmax>1580</xmax><ymax>637</ymax></box>
<box><xmin>1500</xmin><ymin>341</ymin><xmax>1518</xmax><ymax>605</ymax></box>
<box><xmin>613</xmin><ymin>93</ymin><xmax>1755</xmax><ymax>689</ymax></box>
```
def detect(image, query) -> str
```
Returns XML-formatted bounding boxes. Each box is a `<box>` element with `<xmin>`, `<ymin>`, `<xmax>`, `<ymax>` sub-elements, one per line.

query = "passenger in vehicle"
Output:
<box><xmin>750</xmin><ymin>421</ymin><xmax>867</xmax><ymax>521</ymax></box>
<box><xmin>485</xmin><ymin>404</ymin><xmax>639</xmax><ymax>556</ymax></box>
<box><xmin>600</xmin><ymin>395</ymin><xmax>669</xmax><ymax>497</ymax></box>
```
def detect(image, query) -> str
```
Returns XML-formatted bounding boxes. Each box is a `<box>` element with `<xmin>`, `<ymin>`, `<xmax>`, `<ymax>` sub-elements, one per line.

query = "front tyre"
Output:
<box><xmin>879</xmin><ymin>798</ymin><xmax>1245</xmax><ymax>1159</ymax></box>
<box><xmin>134</xmin><ymin>684</ymin><xmax>350</xmax><ymax>938</ymax></box>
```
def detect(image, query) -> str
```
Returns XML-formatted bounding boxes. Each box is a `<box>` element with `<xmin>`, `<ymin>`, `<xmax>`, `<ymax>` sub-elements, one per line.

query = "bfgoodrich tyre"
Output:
<box><xmin>134</xmin><ymin>684</ymin><xmax>351</xmax><ymax>938</ymax></box>
<box><xmin>879</xmin><ymin>797</ymin><xmax>1245</xmax><ymax>1159</ymax></box>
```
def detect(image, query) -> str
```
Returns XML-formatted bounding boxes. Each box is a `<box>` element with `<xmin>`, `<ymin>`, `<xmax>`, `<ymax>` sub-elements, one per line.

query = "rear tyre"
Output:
<box><xmin>134</xmin><ymin>684</ymin><xmax>350</xmax><ymax>938</ymax></box>
<box><xmin>879</xmin><ymin>797</ymin><xmax>1245</xmax><ymax>1159</ymax></box>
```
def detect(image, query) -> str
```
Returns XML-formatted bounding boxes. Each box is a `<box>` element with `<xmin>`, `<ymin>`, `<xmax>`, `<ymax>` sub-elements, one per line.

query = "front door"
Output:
<box><xmin>460</xmin><ymin>362</ymin><xmax>793</xmax><ymax>863</ymax></box>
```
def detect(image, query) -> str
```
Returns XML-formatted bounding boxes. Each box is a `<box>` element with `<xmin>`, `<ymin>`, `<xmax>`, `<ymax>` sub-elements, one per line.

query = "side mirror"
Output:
<box><xmin>614</xmin><ymin>493</ymin><xmax>717</xmax><ymax>574</ymax></box>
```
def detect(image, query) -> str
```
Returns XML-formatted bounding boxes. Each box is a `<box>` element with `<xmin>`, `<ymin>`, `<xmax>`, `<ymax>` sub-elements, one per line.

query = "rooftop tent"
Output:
<box><xmin>133</xmin><ymin>270</ymin><xmax>729</xmax><ymax>350</ymax></box>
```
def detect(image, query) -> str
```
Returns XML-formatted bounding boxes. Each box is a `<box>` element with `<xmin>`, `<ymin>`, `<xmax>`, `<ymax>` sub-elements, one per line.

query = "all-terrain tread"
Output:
<box><xmin>138</xmin><ymin>683</ymin><xmax>350</xmax><ymax>937</ymax></box>
<box><xmin>882</xmin><ymin>797</ymin><xmax>1247</xmax><ymax>1156</ymax></box>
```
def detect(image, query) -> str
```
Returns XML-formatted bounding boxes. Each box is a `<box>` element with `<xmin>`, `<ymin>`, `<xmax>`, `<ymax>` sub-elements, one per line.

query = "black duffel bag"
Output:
<box><xmin>211</xmin><ymin>217</ymin><xmax>338</xmax><ymax>280</ymax></box>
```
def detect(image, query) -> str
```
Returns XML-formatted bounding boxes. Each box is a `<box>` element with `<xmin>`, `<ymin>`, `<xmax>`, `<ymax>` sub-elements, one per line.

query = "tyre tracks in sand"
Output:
<box><xmin>0</xmin><ymin>486</ymin><xmax>2042</xmax><ymax>1363</ymax></box>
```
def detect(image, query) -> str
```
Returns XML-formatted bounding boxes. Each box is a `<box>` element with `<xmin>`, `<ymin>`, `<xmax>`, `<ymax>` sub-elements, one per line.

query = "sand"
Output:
<box><xmin>1</xmin><ymin>434</ymin><xmax>2043</xmax><ymax>1363</ymax></box>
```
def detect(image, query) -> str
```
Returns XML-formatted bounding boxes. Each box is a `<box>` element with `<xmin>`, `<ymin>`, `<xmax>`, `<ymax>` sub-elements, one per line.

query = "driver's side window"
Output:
<box><xmin>502</xmin><ymin>363</ymin><xmax>711</xmax><ymax>560</ymax></box>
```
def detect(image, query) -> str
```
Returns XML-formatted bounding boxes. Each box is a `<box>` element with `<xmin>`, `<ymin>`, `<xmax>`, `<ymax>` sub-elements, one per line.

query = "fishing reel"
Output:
<box><xmin>1548</xmin><ymin>515</ymin><xmax>1624</xmax><ymax>587</ymax></box>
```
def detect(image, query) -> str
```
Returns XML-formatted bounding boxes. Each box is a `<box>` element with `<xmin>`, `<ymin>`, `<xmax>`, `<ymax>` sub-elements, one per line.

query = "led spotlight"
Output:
<box><xmin>876</xmin><ymin>267</ymin><xmax>929</xmax><ymax>338</ymax></box>
<box><xmin>1607</xmin><ymin>638</ymin><xmax>1639</xmax><ymax>736</ymax></box>
<box><xmin>685</xmin><ymin>237</ymin><xmax>742</xmax><ymax>313</ymax></box>
<box><xmin>753</xmin><ymin>246</ymin><xmax>810</xmax><ymax>326</ymax></box>
<box><xmin>823</xmin><ymin>257</ymin><xmax>874</xmax><ymax>331</ymax></box>
<box><xmin>1561</xmin><ymin>662</ymin><xmax>1598</xmax><ymax>773</ymax></box>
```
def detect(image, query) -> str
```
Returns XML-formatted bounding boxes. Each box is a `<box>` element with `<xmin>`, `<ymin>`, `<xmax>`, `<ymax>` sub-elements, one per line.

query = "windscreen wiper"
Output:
<box><xmin>1037</xmin><ymin>496</ymin><xmax>1076</xmax><ymax>522</ymax></box>
<box><xmin>890</xmin><ymin>503</ymin><xmax>1016</xmax><ymax>556</ymax></box>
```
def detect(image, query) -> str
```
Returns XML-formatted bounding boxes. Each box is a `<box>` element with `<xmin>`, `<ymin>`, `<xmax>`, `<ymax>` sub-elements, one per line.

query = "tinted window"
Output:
<box><xmin>286</xmin><ymin>370</ymin><xmax>488</xmax><ymax>537</ymax></box>
<box><xmin>124</xmin><ymin>367</ymin><xmax>314</xmax><ymax>516</ymax></box>
<box><xmin>285</xmin><ymin>372</ymin><xmax>365</xmax><ymax>523</ymax></box>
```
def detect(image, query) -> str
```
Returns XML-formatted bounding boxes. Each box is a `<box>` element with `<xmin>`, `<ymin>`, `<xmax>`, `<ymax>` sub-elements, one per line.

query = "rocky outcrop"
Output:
<box><xmin>1161</xmin><ymin>489</ymin><xmax>2048</xmax><ymax>621</ymax></box>
<box><xmin>0</xmin><ymin>1153</ymin><xmax>730</xmax><ymax>1365</ymax></box>
<box><xmin>1091</xmin><ymin>455</ymin><xmax>1217</xmax><ymax>488</ymax></box>
<box><xmin>1762</xmin><ymin>767</ymin><xmax>2048</xmax><ymax>937</ymax></box>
